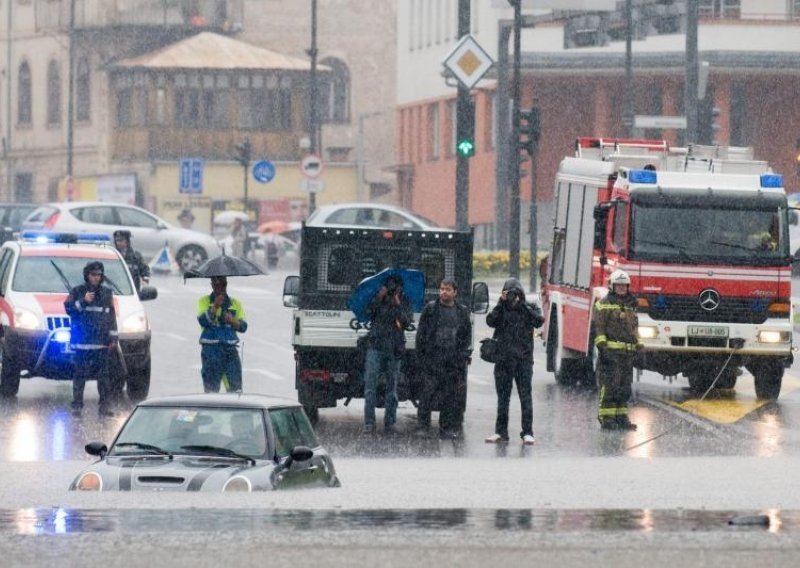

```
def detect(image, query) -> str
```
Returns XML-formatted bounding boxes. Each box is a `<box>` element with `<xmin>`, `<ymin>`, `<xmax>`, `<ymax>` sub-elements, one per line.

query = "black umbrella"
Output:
<box><xmin>183</xmin><ymin>253</ymin><xmax>266</xmax><ymax>279</ymax></box>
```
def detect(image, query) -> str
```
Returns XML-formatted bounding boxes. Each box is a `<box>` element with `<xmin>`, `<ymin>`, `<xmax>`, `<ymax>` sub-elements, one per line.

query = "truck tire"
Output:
<box><xmin>0</xmin><ymin>341</ymin><xmax>21</xmax><ymax>398</ymax></box>
<box><xmin>126</xmin><ymin>360</ymin><xmax>151</xmax><ymax>403</ymax></box>
<box><xmin>751</xmin><ymin>362</ymin><xmax>783</xmax><ymax>400</ymax></box>
<box><xmin>547</xmin><ymin>315</ymin><xmax>581</xmax><ymax>387</ymax></box>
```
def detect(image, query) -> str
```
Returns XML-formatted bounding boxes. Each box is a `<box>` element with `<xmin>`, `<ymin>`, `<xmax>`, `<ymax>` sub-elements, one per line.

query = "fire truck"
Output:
<box><xmin>541</xmin><ymin>137</ymin><xmax>794</xmax><ymax>399</ymax></box>
<box><xmin>282</xmin><ymin>225</ymin><xmax>489</xmax><ymax>421</ymax></box>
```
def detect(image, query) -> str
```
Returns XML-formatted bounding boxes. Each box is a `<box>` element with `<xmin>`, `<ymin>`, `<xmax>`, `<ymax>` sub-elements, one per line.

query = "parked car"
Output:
<box><xmin>0</xmin><ymin>203</ymin><xmax>39</xmax><ymax>244</ymax></box>
<box><xmin>305</xmin><ymin>202</ymin><xmax>447</xmax><ymax>231</ymax></box>
<box><xmin>0</xmin><ymin>232</ymin><xmax>156</xmax><ymax>401</ymax></box>
<box><xmin>70</xmin><ymin>393</ymin><xmax>341</xmax><ymax>492</ymax></box>
<box><xmin>22</xmin><ymin>202</ymin><xmax>222</xmax><ymax>272</ymax></box>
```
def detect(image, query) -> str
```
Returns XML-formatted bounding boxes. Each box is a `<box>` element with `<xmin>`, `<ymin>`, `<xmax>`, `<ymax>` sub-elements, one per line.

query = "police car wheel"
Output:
<box><xmin>126</xmin><ymin>361</ymin><xmax>151</xmax><ymax>402</ymax></box>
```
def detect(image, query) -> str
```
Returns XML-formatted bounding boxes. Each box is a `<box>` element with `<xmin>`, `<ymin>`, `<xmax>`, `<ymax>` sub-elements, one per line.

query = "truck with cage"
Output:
<box><xmin>282</xmin><ymin>225</ymin><xmax>489</xmax><ymax>421</ymax></box>
<box><xmin>541</xmin><ymin>137</ymin><xmax>794</xmax><ymax>399</ymax></box>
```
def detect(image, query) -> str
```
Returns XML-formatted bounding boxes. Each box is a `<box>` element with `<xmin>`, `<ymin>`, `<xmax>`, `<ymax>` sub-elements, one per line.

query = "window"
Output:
<box><xmin>268</xmin><ymin>408</ymin><xmax>318</xmax><ymax>458</ymax></box>
<box><xmin>72</xmin><ymin>206</ymin><xmax>115</xmax><ymax>225</ymax></box>
<box><xmin>116</xmin><ymin>89</ymin><xmax>132</xmax><ymax>127</ymax></box>
<box><xmin>46</xmin><ymin>60</ymin><xmax>61</xmax><ymax>125</ymax></box>
<box><xmin>611</xmin><ymin>202</ymin><xmax>628</xmax><ymax>253</ymax></box>
<box><xmin>319</xmin><ymin>58</ymin><xmax>349</xmax><ymax>123</ymax></box>
<box><xmin>115</xmin><ymin>207</ymin><xmax>159</xmax><ymax>229</ymax></box>
<box><xmin>429</xmin><ymin>103</ymin><xmax>440</xmax><ymax>160</ymax></box>
<box><xmin>0</xmin><ymin>249</ymin><xmax>14</xmax><ymax>296</ymax></box>
<box><xmin>203</xmin><ymin>90</ymin><xmax>229</xmax><ymax>129</ymax></box>
<box><xmin>76</xmin><ymin>57</ymin><xmax>91</xmax><ymax>121</ymax></box>
<box><xmin>17</xmin><ymin>62</ymin><xmax>31</xmax><ymax>125</ymax></box>
<box><xmin>175</xmin><ymin>89</ymin><xmax>200</xmax><ymax>128</ymax></box>
<box><xmin>14</xmin><ymin>172</ymin><xmax>32</xmax><ymax>202</ymax></box>
<box><xmin>134</xmin><ymin>89</ymin><xmax>148</xmax><ymax>126</ymax></box>
<box><xmin>13</xmin><ymin>256</ymin><xmax>133</xmax><ymax>295</ymax></box>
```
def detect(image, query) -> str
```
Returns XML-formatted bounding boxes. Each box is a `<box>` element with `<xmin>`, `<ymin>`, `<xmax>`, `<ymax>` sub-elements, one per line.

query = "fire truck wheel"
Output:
<box><xmin>751</xmin><ymin>362</ymin><xmax>783</xmax><ymax>400</ymax></box>
<box><xmin>0</xmin><ymin>342</ymin><xmax>21</xmax><ymax>398</ymax></box>
<box><xmin>547</xmin><ymin>316</ymin><xmax>582</xmax><ymax>386</ymax></box>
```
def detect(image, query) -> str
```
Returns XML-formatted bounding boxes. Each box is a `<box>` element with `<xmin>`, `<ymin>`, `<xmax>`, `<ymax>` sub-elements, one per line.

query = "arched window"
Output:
<box><xmin>76</xmin><ymin>57</ymin><xmax>91</xmax><ymax>121</ymax></box>
<box><xmin>47</xmin><ymin>60</ymin><xmax>61</xmax><ymax>125</ymax></box>
<box><xmin>18</xmin><ymin>62</ymin><xmax>32</xmax><ymax>125</ymax></box>
<box><xmin>320</xmin><ymin>57</ymin><xmax>350</xmax><ymax>124</ymax></box>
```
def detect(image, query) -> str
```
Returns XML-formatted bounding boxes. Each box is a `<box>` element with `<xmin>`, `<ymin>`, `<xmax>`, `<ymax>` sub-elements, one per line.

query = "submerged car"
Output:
<box><xmin>70</xmin><ymin>393</ymin><xmax>341</xmax><ymax>492</ymax></box>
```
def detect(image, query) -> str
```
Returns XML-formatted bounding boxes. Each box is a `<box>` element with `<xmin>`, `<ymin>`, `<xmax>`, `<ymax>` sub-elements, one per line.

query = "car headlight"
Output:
<box><xmin>74</xmin><ymin>472</ymin><xmax>103</xmax><ymax>491</ymax></box>
<box><xmin>14</xmin><ymin>308</ymin><xmax>41</xmax><ymax>330</ymax></box>
<box><xmin>121</xmin><ymin>313</ymin><xmax>149</xmax><ymax>333</ymax></box>
<box><xmin>757</xmin><ymin>331</ymin><xmax>791</xmax><ymax>344</ymax></box>
<box><xmin>222</xmin><ymin>476</ymin><xmax>252</xmax><ymax>492</ymax></box>
<box><xmin>638</xmin><ymin>325</ymin><xmax>658</xmax><ymax>340</ymax></box>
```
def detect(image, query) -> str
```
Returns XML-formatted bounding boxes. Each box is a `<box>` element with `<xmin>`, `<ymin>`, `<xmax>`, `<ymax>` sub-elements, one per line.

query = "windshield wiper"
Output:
<box><xmin>49</xmin><ymin>260</ymin><xmax>73</xmax><ymax>292</ymax></box>
<box><xmin>635</xmin><ymin>239</ymin><xmax>692</xmax><ymax>262</ymax></box>
<box><xmin>180</xmin><ymin>445</ymin><xmax>256</xmax><ymax>465</ymax></box>
<box><xmin>114</xmin><ymin>442</ymin><xmax>172</xmax><ymax>457</ymax></box>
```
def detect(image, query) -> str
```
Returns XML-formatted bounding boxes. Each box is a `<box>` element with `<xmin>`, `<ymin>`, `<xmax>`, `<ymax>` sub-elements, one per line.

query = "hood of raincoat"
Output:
<box><xmin>502</xmin><ymin>277</ymin><xmax>524</xmax><ymax>294</ymax></box>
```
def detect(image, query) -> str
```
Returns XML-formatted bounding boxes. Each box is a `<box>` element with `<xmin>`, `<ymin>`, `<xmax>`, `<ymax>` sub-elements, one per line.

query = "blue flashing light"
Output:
<box><xmin>21</xmin><ymin>231</ymin><xmax>111</xmax><ymax>244</ymax></box>
<box><xmin>629</xmin><ymin>169</ymin><xmax>658</xmax><ymax>184</ymax></box>
<box><xmin>760</xmin><ymin>174</ymin><xmax>783</xmax><ymax>189</ymax></box>
<box><xmin>53</xmin><ymin>329</ymin><xmax>71</xmax><ymax>343</ymax></box>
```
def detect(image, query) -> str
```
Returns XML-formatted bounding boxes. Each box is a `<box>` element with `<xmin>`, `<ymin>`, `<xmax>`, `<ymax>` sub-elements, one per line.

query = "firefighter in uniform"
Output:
<box><xmin>593</xmin><ymin>269</ymin><xmax>641</xmax><ymax>431</ymax></box>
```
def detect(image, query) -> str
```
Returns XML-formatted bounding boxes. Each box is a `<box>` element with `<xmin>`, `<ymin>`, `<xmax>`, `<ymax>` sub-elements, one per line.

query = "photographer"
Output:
<box><xmin>485</xmin><ymin>278</ymin><xmax>544</xmax><ymax>445</ymax></box>
<box><xmin>361</xmin><ymin>275</ymin><xmax>413</xmax><ymax>435</ymax></box>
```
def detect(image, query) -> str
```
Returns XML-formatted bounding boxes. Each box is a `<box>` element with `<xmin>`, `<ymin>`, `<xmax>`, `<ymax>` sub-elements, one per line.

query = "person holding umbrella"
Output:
<box><xmin>197</xmin><ymin>276</ymin><xmax>248</xmax><ymax>393</ymax></box>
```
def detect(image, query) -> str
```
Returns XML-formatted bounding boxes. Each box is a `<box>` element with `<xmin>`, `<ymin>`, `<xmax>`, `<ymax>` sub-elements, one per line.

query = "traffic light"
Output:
<box><xmin>455</xmin><ymin>98</ymin><xmax>475</xmax><ymax>158</ymax></box>
<box><xmin>518</xmin><ymin>107</ymin><xmax>540</xmax><ymax>156</ymax></box>
<box><xmin>234</xmin><ymin>137</ymin><xmax>251</xmax><ymax>167</ymax></box>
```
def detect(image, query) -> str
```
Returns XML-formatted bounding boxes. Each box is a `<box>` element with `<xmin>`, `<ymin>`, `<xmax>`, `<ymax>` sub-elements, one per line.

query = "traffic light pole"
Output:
<box><xmin>455</xmin><ymin>0</ymin><xmax>471</xmax><ymax>231</ymax></box>
<box><xmin>685</xmin><ymin>0</ymin><xmax>699</xmax><ymax>144</ymax></box>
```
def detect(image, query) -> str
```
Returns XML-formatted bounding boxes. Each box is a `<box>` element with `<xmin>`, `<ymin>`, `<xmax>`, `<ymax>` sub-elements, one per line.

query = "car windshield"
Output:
<box><xmin>630</xmin><ymin>200</ymin><xmax>789</xmax><ymax>265</ymax></box>
<box><xmin>110</xmin><ymin>406</ymin><xmax>268</xmax><ymax>458</ymax></box>
<box><xmin>12</xmin><ymin>256</ymin><xmax>134</xmax><ymax>294</ymax></box>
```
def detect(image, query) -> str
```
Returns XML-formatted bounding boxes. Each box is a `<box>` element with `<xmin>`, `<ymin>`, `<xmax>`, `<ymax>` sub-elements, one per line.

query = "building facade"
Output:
<box><xmin>397</xmin><ymin>0</ymin><xmax>800</xmax><ymax>248</ymax></box>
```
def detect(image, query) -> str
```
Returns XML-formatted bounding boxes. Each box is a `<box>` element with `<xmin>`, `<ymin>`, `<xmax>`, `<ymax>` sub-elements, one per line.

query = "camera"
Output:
<box><xmin>506</xmin><ymin>290</ymin><xmax>520</xmax><ymax>303</ymax></box>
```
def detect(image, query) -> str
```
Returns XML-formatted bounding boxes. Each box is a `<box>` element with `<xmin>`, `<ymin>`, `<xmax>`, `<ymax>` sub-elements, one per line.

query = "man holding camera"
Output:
<box><xmin>485</xmin><ymin>278</ymin><xmax>544</xmax><ymax>445</ymax></box>
<box><xmin>362</xmin><ymin>275</ymin><xmax>413</xmax><ymax>435</ymax></box>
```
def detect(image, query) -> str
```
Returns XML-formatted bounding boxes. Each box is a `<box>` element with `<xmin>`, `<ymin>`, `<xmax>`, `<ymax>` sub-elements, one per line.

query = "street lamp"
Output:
<box><xmin>306</xmin><ymin>0</ymin><xmax>319</xmax><ymax>213</ymax></box>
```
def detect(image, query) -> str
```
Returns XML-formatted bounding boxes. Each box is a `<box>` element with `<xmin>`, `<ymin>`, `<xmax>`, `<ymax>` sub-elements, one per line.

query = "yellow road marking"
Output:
<box><xmin>665</xmin><ymin>372</ymin><xmax>800</xmax><ymax>424</ymax></box>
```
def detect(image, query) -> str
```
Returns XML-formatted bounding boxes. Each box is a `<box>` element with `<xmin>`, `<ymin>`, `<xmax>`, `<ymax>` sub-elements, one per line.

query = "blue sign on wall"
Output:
<box><xmin>179</xmin><ymin>158</ymin><xmax>203</xmax><ymax>194</ymax></box>
<box><xmin>253</xmin><ymin>160</ymin><xmax>276</xmax><ymax>184</ymax></box>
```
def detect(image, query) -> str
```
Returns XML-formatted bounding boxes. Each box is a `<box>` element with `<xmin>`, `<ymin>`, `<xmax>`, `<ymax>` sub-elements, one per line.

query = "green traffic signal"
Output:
<box><xmin>456</xmin><ymin>138</ymin><xmax>475</xmax><ymax>158</ymax></box>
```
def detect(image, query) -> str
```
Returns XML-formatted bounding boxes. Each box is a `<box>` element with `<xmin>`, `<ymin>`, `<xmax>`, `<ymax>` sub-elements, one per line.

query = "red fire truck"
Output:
<box><xmin>541</xmin><ymin>137</ymin><xmax>793</xmax><ymax>399</ymax></box>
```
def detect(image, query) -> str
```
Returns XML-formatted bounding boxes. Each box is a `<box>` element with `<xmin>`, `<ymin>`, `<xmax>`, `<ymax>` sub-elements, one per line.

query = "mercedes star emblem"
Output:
<box><xmin>699</xmin><ymin>289</ymin><xmax>721</xmax><ymax>311</ymax></box>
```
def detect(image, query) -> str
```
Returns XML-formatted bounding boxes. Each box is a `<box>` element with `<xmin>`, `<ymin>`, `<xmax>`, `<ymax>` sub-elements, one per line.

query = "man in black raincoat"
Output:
<box><xmin>415</xmin><ymin>279</ymin><xmax>472</xmax><ymax>438</ymax></box>
<box><xmin>64</xmin><ymin>261</ymin><xmax>118</xmax><ymax>417</ymax></box>
<box><xmin>362</xmin><ymin>274</ymin><xmax>413</xmax><ymax>435</ymax></box>
<box><xmin>485</xmin><ymin>278</ymin><xmax>544</xmax><ymax>445</ymax></box>
<box><xmin>113</xmin><ymin>230</ymin><xmax>150</xmax><ymax>291</ymax></box>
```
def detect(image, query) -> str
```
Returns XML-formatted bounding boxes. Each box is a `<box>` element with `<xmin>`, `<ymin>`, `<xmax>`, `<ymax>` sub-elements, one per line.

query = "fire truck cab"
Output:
<box><xmin>542</xmin><ymin>137</ymin><xmax>793</xmax><ymax>399</ymax></box>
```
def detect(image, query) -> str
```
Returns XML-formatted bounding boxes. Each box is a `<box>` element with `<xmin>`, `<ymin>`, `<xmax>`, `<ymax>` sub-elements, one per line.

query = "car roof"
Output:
<box><xmin>308</xmin><ymin>202</ymin><xmax>443</xmax><ymax>228</ymax></box>
<box><xmin>39</xmin><ymin>201</ymin><xmax>145</xmax><ymax>210</ymax></box>
<box><xmin>137</xmin><ymin>393</ymin><xmax>302</xmax><ymax>410</ymax></box>
<box><xmin>10</xmin><ymin>240</ymin><xmax>122</xmax><ymax>260</ymax></box>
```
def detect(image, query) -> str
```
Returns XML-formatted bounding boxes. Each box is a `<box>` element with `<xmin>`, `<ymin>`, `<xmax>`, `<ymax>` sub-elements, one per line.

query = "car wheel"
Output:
<box><xmin>0</xmin><ymin>340</ymin><xmax>21</xmax><ymax>398</ymax></box>
<box><xmin>126</xmin><ymin>360</ymin><xmax>151</xmax><ymax>403</ymax></box>
<box><xmin>176</xmin><ymin>245</ymin><xmax>208</xmax><ymax>273</ymax></box>
<box><xmin>547</xmin><ymin>315</ymin><xmax>581</xmax><ymax>387</ymax></box>
<box><xmin>750</xmin><ymin>361</ymin><xmax>783</xmax><ymax>400</ymax></box>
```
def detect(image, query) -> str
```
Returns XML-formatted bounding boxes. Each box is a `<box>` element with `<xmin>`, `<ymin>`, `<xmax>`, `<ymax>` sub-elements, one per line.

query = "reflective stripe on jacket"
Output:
<box><xmin>592</xmin><ymin>292</ymin><xmax>640</xmax><ymax>351</ymax></box>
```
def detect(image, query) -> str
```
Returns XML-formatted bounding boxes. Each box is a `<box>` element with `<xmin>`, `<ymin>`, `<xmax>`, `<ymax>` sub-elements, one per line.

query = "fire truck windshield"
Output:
<box><xmin>630</xmin><ymin>200</ymin><xmax>789</xmax><ymax>266</ymax></box>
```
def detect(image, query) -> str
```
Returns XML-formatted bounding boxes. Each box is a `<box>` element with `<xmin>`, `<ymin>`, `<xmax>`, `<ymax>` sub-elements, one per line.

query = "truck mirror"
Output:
<box><xmin>283</xmin><ymin>275</ymin><xmax>300</xmax><ymax>308</ymax></box>
<box><xmin>790</xmin><ymin>210</ymin><xmax>798</xmax><ymax>226</ymax></box>
<box><xmin>471</xmin><ymin>281</ymin><xmax>489</xmax><ymax>314</ymax></box>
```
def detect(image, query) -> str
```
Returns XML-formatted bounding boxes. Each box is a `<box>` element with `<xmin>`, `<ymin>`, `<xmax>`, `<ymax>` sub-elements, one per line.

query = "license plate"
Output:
<box><xmin>687</xmin><ymin>325</ymin><xmax>729</xmax><ymax>338</ymax></box>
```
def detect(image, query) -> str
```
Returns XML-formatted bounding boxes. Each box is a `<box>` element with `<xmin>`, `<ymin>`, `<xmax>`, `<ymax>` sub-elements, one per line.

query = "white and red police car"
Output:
<box><xmin>0</xmin><ymin>232</ymin><xmax>156</xmax><ymax>401</ymax></box>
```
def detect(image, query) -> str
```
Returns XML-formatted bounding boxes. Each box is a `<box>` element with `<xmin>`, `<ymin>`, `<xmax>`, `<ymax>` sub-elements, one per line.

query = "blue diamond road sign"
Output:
<box><xmin>253</xmin><ymin>160</ymin><xmax>276</xmax><ymax>184</ymax></box>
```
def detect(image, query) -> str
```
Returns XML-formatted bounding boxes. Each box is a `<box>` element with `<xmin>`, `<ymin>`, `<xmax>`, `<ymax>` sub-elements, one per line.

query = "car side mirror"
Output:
<box><xmin>283</xmin><ymin>275</ymin><xmax>300</xmax><ymax>308</ymax></box>
<box><xmin>157</xmin><ymin>222</ymin><xmax>168</xmax><ymax>230</ymax></box>
<box><xmin>790</xmin><ymin>210</ymin><xmax>799</xmax><ymax>226</ymax></box>
<box><xmin>85</xmin><ymin>441</ymin><xmax>108</xmax><ymax>457</ymax></box>
<box><xmin>471</xmin><ymin>281</ymin><xmax>489</xmax><ymax>314</ymax></box>
<box><xmin>284</xmin><ymin>445</ymin><xmax>314</xmax><ymax>469</ymax></box>
<box><xmin>138</xmin><ymin>285</ymin><xmax>158</xmax><ymax>301</ymax></box>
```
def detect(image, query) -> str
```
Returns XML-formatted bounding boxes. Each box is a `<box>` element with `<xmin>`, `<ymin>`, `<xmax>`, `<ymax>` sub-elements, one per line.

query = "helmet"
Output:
<box><xmin>113</xmin><ymin>229</ymin><xmax>132</xmax><ymax>241</ymax></box>
<box><xmin>83</xmin><ymin>261</ymin><xmax>105</xmax><ymax>282</ymax></box>
<box><xmin>609</xmin><ymin>269</ymin><xmax>631</xmax><ymax>286</ymax></box>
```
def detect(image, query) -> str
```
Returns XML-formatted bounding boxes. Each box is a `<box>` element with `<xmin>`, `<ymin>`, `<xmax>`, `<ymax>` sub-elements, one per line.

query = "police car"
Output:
<box><xmin>0</xmin><ymin>232</ymin><xmax>156</xmax><ymax>400</ymax></box>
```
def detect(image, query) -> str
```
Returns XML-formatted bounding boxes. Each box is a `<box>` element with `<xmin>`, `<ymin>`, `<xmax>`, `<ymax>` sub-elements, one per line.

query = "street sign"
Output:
<box><xmin>443</xmin><ymin>35</ymin><xmax>494</xmax><ymax>90</ymax></box>
<box><xmin>300</xmin><ymin>154</ymin><xmax>323</xmax><ymax>179</ymax></box>
<box><xmin>300</xmin><ymin>179</ymin><xmax>324</xmax><ymax>194</ymax></box>
<box><xmin>634</xmin><ymin>115</ymin><xmax>687</xmax><ymax>130</ymax></box>
<box><xmin>252</xmin><ymin>159</ymin><xmax>276</xmax><ymax>184</ymax></box>
<box><xmin>179</xmin><ymin>157</ymin><xmax>203</xmax><ymax>194</ymax></box>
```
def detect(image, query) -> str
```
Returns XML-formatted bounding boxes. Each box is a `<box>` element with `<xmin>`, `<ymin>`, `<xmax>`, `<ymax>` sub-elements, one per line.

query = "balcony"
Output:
<box><xmin>36</xmin><ymin>0</ymin><xmax>243</xmax><ymax>32</ymax></box>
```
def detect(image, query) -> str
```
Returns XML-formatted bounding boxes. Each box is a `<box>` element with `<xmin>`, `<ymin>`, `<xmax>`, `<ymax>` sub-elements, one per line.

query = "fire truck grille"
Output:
<box><xmin>643</xmin><ymin>296</ymin><xmax>769</xmax><ymax>324</ymax></box>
